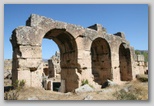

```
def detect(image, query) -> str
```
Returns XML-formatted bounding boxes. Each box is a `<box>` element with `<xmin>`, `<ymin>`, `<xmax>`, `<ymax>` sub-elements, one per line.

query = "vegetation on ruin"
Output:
<box><xmin>13</xmin><ymin>80</ymin><xmax>147</xmax><ymax>100</ymax></box>
<box><xmin>81</xmin><ymin>79</ymin><xmax>89</xmax><ymax>86</ymax></box>
<box><xmin>4</xmin><ymin>80</ymin><xmax>26</xmax><ymax>100</ymax></box>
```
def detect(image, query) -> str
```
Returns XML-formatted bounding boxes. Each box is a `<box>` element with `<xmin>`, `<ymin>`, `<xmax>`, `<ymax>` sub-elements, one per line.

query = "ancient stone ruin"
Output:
<box><xmin>10</xmin><ymin>14</ymin><xmax>148</xmax><ymax>92</ymax></box>
<box><xmin>42</xmin><ymin>51</ymin><xmax>61</xmax><ymax>91</ymax></box>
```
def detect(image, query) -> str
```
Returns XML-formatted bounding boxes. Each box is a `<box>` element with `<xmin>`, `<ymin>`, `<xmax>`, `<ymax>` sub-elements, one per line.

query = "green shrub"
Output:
<box><xmin>13</xmin><ymin>80</ymin><xmax>19</xmax><ymax>89</ymax></box>
<box><xmin>5</xmin><ymin>80</ymin><xmax>26</xmax><ymax>100</ymax></box>
<box><xmin>19</xmin><ymin>80</ymin><xmax>26</xmax><ymax>89</ymax></box>
<box><xmin>81</xmin><ymin>79</ymin><xmax>89</xmax><ymax>86</ymax></box>
<box><xmin>13</xmin><ymin>79</ymin><xmax>26</xmax><ymax>90</ymax></box>
<box><xmin>81</xmin><ymin>79</ymin><xmax>93</xmax><ymax>88</ymax></box>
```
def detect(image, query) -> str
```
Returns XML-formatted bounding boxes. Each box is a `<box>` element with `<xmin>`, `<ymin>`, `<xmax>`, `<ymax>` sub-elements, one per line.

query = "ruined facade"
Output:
<box><xmin>48</xmin><ymin>51</ymin><xmax>61</xmax><ymax>78</ymax></box>
<box><xmin>10</xmin><ymin>14</ymin><xmax>147</xmax><ymax>92</ymax></box>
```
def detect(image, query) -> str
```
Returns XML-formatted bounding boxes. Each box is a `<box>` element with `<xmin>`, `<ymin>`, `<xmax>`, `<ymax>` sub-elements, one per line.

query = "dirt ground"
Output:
<box><xmin>11</xmin><ymin>80</ymin><xmax>148</xmax><ymax>100</ymax></box>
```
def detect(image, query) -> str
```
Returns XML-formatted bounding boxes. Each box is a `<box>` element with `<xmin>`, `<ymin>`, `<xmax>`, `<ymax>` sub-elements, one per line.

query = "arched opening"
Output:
<box><xmin>91</xmin><ymin>38</ymin><xmax>112</xmax><ymax>85</ymax></box>
<box><xmin>42</xmin><ymin>29</ymin><xmax>78</xmax><ymax>92</ymax></box>
<box><xmin>42</xmin><ymin>39</ymin><xmax>60</xmax><ymax>91</ymax></box>
<box><xmin>119</xmin><ymin>43</ymin><xmax>132</xmax><ymax>81</ymax></box>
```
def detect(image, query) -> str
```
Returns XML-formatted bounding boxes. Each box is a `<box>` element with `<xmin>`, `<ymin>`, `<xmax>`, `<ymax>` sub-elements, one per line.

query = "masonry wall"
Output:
<box><xmin>10</xmin><ymin>14</ymin><xmax>140</xmax><ymax>92</ymax></box>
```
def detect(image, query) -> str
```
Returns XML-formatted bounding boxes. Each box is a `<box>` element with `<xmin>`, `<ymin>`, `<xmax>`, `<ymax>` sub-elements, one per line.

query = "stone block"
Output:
<box><xmin>75</xmin><ymin>84</ymin><xmax>94</xmax><ymax>93</ymax></box>
<box><xmin>137</xmin><ymin>55</ymin><xmax>145</xmax><ymax>62</ymax></box>
<box><xmin>18</xmin><ymin>71</ymin><xmax>31</xmax><ymax>86</ymax></box>
<box><xmin>18</xmin><ymin>59</ymin><xmax>42</xmax><ymax>68</ymax></box>
<box><xmin>13</xmin><ymin>26</ymin><xmax>43</xmax><ymax>46</ymax></box>
<box><xmin>30</xmin><ymin>70</ymin><xmax>42</xmax><ymax>87</ymax></box>
<box><xmin>114</xmin><ymin>32</ymin><xmax>125</xmax><ymax>39</ymax></box>
<box><xmin>19</xmin><ymin>46</ymin><xmax>42</xmax><ymax>58</ymax></box>
<box><xmin>76</xmin><ymin>37</ymin><xmax>92</xmax><ymax>50</ymax></box>
<box><xmin>59</xmin><ymin>80</ymin><xmax>65</xmax><ymax>93</ymax></box>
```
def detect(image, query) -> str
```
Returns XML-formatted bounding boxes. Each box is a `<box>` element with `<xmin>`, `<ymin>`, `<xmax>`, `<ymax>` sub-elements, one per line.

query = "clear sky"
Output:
<box><xmin>4</xmin><ymin>4</ymin><xmax>148</xmax><ymax>59</ymax></box>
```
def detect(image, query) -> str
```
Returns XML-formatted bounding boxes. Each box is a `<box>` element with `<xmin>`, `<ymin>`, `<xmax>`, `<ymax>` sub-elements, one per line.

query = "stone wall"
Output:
<box><xmin>10</xmin><ymin>14</ymin><xmax>148</xmax><ymax>92</ymax></box>
<box><xmin>134</xmin><ymin>55</ymin><xmax>148</xmax><ymax>75</ymax></box>
<box><xmin>48</xmin><ymin>51</ymin><xmax>61</xmax><ymax>78</ymax></box>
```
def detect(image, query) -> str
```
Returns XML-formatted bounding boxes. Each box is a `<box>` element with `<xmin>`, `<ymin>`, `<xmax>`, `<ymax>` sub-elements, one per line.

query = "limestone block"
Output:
<box><xmin>26</xmin><ymin>14</ymin><xmax>54</xmax><ymax>30</ymax></box>
<box><xmin>78</xmin><ymin>58</ymin><xmax>91</xmax><ymax>68</ymax></box>
<box><xmin>84</xmin><ymin>28</ymin><xmax>97</xmax><ymax>41</ymax></box>
<box><xmin>18</xmin><ymin>59</ymin><xmax>42</xmax><ymax>68</ymax></box>
<box><xmin>18</xmin><ymin>71</ymin><xmax>31</xmax><ymax>87</ymax></box>
<box><xmin>81</xmin><ymin>69</ymin><xmax>93</xmax><ymax>81</ymax></box>
<box><xmin>47</xmin><ymin>80</ymin><xmax>52</xmax><ymax>90</ymax></box>
<box><xmin>76</xmin><ymin>37</ymin><xmax>92</xmax><ymax>50</ymax></box>
<box><xmin>137</xmin><ymin>55</ymin><xmax>145</xmax><ymax>62</ymax></box>
<box><xmin>78</xmin><ymin>50</ymin><xmax>91</xmax><ymax>59</ymax></box>
<box><xmin>12</xmin><ymin>26</ymin><xmax>43</xmax><ymax>46</ymax></box>
<box><xmin>66</xmin><ymin>24</ymin><xmax>83</xmax><ymax>37</ymax></box>
<box><xmin>112</xmin><ymin>68</ymin><xmax>120</xmax><ymax>82</ymax></box>
<box><xmin>54</xmin><ymin>21</ymin><xmax>67</xmax><ymax>29</ymax></box>
<box><xmin>88</xmin><ymin>24</ymin><xmax>105</xmax><ymax>33</ymax></box>
<box><xmin>75</xmin><ymin>84</ymin><xmax>94</xmax><ymax>93</ymax></box>
<box><xmin>30</xmin><ymin>70</ymin><xmax>42</xmax><ymax>87</ymax></box>
<box><xmin>59</xmin><ymin>80</ymin><xmax>65</xmax><ymax>93</ymax></box>
<box><xmin>19</xmin><ymin>46</ymin><xmax>42</xmax><ymax>58</ymax></box>
<box><xmin>114</xmin><ymin>32</ymin><xmax>125</xmax><ymax>39</ymax></box>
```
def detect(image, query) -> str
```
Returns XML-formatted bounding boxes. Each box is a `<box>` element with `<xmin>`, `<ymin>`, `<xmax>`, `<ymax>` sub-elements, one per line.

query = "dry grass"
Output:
<box><xmin>14</xmin><ymin>80</ymin><xmax>148</xmax><ymax>100</ymax></box>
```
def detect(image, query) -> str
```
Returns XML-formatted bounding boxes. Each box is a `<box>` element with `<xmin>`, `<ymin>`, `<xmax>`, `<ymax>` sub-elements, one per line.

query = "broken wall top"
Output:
<box><xmin>10</xmin><ymin>14</ymin><xmax>130</xmax><ymax>49</ymax></box>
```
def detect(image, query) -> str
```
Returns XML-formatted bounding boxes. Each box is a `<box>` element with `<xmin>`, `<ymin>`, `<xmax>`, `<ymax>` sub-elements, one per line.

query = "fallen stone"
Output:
<box><xmin>4</xmin><ymin>70</ymin><xmax>12</xmax><ymax>79</ymax></box>
<box><xmin>107</xmin><ymin>79</ymin><xmax>117</xmax><ymax>86</ymax></box>
<box><xmin>84</xmin><ymin>95</ymin><xmax>93</xmax><ymax>100</ymax></box>
<box><xmin>102</xmin><ymin>79</ymin><xmax>117</xmax><ymax>88</ymax></box>
<box><xmin>64</xmin><ymin>92</ymin><xmax>72</xmax><ymax>96</ymax></box>
<box><xmin>27</xmin><ymin>97</ymin><xmax>39</xmax><ymax>100</ymax></box>
<box><xmin>75</xmin><ymin>84</ymin><xmax>94</xmax><ymax>93</ymax></box>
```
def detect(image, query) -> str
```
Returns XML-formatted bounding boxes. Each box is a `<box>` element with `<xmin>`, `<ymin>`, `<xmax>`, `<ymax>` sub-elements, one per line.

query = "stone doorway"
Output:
<box><xmin>91</xmin><ymin>38</ymin><xmax>112</xmax><ymax>85</ymax></box>
<box><xmin>119</xmin><ymin>43</ymin><xmax>132</xmax><ymax>81</ymax></box>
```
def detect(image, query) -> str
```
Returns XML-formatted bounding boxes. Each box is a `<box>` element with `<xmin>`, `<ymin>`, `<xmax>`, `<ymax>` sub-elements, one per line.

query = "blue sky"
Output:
<box><xmin>4</xmin><ymin>4</ymin><xmax>148</xmax><ymax>59</ymax></box>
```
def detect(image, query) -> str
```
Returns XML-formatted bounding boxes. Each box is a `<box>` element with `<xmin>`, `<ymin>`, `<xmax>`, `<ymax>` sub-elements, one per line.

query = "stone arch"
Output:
<box><xmin>91</xmin><ymin>37</ymin><xmax>112</xmax><ymax>85</ymax></box>
<box><xmin>44</xmin><ymin>29</ymin><xmax>78</xmax><ymax>66</ymax></box>
<box><xmin>119</xmin><ymin>43</ymin><xmax>132</xmax><ymax>81</ymax></box>
<box><xmin>43</xmin><ymin>28</ymin><xmax>79</xmax><ymax>92</ymax></box>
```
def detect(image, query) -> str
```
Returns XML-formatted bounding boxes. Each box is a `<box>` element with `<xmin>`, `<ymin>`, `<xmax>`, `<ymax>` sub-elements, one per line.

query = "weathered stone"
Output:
<box><xmin>48</xmin><ymin>51</ymin><xmax>61</xmax><ymax>78</ymax></box>
<box><xmin>19</xmin><ymin>46</ymin><xmax>41</xmax><ymax>58</ymax></box>
<box><xmin>107</xmin><ymin>79</ymin><xmax>117</xmax><ymax>86</ymax></box>
<box><xmin>11</xmin><ymin>26</ymin><xmax>43</xmax><ymax>46</ymax></box>
<box><xmin>75</xmin><ymin>84</ymin><xmax>94</xmax><ymax>93</ymax></box>
<box><xmin>84</xmin><ymin>95</ymin><xmax>93</xmax><ymax>100</ymax></box>
<box><xmin>27</xmin><ymin>97</ymin><xmax>39</xmax><ymax>100</ymax></box>
<box><xmin>10</xmin><ymin>14</ymin><xmax>147</xmax><ymax>92</ymax></box>
<box><xmin>18</xmin><ymin>59</ymin><xmax>42</xmax><ymax>68</ymax></box>
<box><xmin>114</xmin><ymin>32</ymin><xmax>125</xmax><ymax>39</ymax></box>
<box><xmin>4</xmin><ymin>70</ymin><xmax>12</xmax><ymax>79</ymax></box>
<box><xmin>59</xmin><ymin>80</ymin><xmax>65</xmax><ymax>93</ymax></box>
<box><xmin>137</xmin><ymin>55</ymin><xmax>145</xmax><ymax>62</ymax></box>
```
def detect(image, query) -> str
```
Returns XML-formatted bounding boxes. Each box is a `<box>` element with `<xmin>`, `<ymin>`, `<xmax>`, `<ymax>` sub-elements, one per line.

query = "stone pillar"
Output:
<box><xmin>48</xmin><ymin>59</ymin><xmax>55</xmax><ymax>78</ymax></box>
<box><xmin>59</xmin><ymin>80</ymin><xmax>65</xmax><ymax>93</ymax></box>
<box><xmin>110</xmin><ymin>42</ymin><xmax>121</xmax><ymax>83</ymax></box>
<box><xmin>10</xmin><ymin>26</ymin><xmax>43</xmax><ymax>88</ymax></box>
